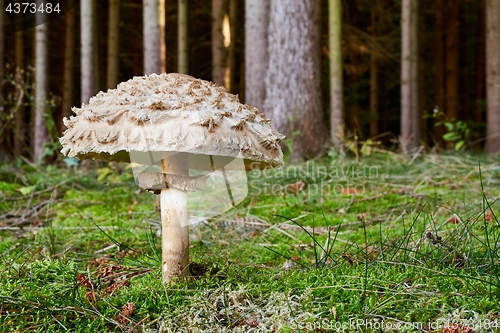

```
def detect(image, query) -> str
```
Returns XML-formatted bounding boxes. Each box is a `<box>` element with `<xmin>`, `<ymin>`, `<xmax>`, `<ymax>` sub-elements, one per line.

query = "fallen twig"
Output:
<box><xmin>345</xmin><ymin>194</ymin><xmax>356</xmax><ymax>212</ymax></box>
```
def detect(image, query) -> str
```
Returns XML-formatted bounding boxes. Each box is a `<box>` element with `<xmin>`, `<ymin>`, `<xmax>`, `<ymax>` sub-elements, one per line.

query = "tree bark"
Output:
<box><xmin>433</xmin><ymin>0</ymin><xmax>445</xmax><ymax>147</ymax></box>
<box><xmin>14</xmin><ymin>25</ymin><xmax>25</xmax><ymax>157</ymax></box>
<box><xmin>34</xmin><ymin>6</ymin><xmax>49</xmax><ymax>163</ymax></box>
<box><xmin>159</xmin><ymin>0</ymin><xmax>166</xmax><ymax>72</ymax></box>
<box><xmin>81</xmin><ymin>0</ymin><xmax>98</xmax><ymax>104</ymax></box>
<box><xmin>369</xmin><ymin>1</ymin><xmax>378</xmax><ymax>138</ymax></box>
<box><xmin>379</xmin><ymin>61</ymin><xmax>388</xmax><ymax>143</ymax></box>
<box><xmin>15</xmin><ymin>26</ymin><xmax>23</xmax><ymax>67</ymax></box>
<box><xmin>265</xmin><ymin>0</ymin><xmax>328</xmax><ymax>160</ymax></box>
<box><xmin>107</xmin><ymin>0</ymin><xmax>120</xmax><ymax>89</ymax></box>
<box><xmin>0</xmin><ymin>5</ymin><xmax>5</xmax><ymax>156</ymax></box>
<box><xmin>475</xmin><ymin>0</ymin><xmax>485</xmax><ymax>127</ymax></box>
<box><xmin>329</xmin><ymin>0</ymin><xmax>344</xmax><ymax>150</ymax></box>
<box><xmin>61</xmin><ymin>7</ymin><xmax>75</xmax><ymax>132</ymax></box>
<box><xmin>410</xmin><ymin>0</ymin><xmax>420</xmax><ymax>149</ymax></box>
<box><xmin>346</xmin><ymin>0</ymin><xmax>360</xmax><ymax>135</ymax></box>
<box><xmin>227</xmin><ymin>0</ymin><xmax>238</xmax><ymax>92</ymax></box>
<box><xmin>400</xmin><ymin>0</ymin><xmax>420</xmax><ymax>152</ymax></box>
<box><xmin>485</xmin><ymin>0</ymin><xmax>500</xmax><ymax>153</ymax></box>
<box><xmin>444</xmin><ymin>0</ymin><xmax>459</xmax><ymax>121</ymax></box>
<box><xmin>458</xmin><ymin>4</ymin><xmax>468</xmax><ymax>122</ymax></box>
<box><xmin>178</xmin><ymin>0</ymin><xmax>189</xmax><ymax>74</ymax></box>
<box><xmin>418</xmin><ymin>3</ymin><xmax>426</xmax><ymax>141</ymax></box>
<box><xmin>244</xmin><ymin>0</ymin><xmax>269</xmax><ymax>112</ymax></box>
<box><xmin>0</xmin><ymin>7</ymin><xmax>3</xmax><ymax>111</ymax></box>
<box><xmin>212</xmin><ymin>0</ymin><xmax>228</xmax><ymax>86</ymax></box>
<box><xmin>143</xmin><ymin>0</ymin><xmax>166</xmax><ymax>75</ymax></box>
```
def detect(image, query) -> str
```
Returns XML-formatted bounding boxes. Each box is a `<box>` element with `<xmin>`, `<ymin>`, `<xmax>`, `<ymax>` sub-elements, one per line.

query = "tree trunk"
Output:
<box><xmin>475</xmin><ymin>0</ymin><xmax>485</xmax><ymax>129</ymax></box>
<box><xmin>379</xmin><ymin>61</ymin><xmax>388</xmax><ymax>144</ymax></box>
<box><xmin>369</xmin><ymin>1</ymin><xmax>378</xmax><ymax>138</ymax></box>
<box><xmin>0</xmin><ymin>6</ymin><xmax>5</xmax><ymax>156</ymax></box>
<box><xmin>329</xmin><ymin>0</ymin><xmax>344</xmax><ymax>150</ymax></box>
<box><xmin>227</xmin><ymin>0</ymin><xmax>238</xmax><ymax>93</ymax></box>
<box><xmin>347</xmin><ymin>0</ymin><xmax>360</xmax><ymax>136</ymax></box>
<box><xmin>0</xmin><ymin>7</ymin><xmax>3</xmax><ymax>110</ymax></box>
<box><xmin>178</xmin><ymin>0</ymin><xmax>189</xmax><ymax>74</ymax></box>
<box><xmin>458</xmin><ymin>4</ymin><xmax>469</xmax><ymax>122</ymax></box>
<box><xmin>143</xmin><ymin>0</ymin><xmax>166</xmax><ymax>75</ymax></box>
<box><xmin>61</xmin><ymin>7</ymin><xmax>75</xmax><ymax>132</ymax></box>
<box><xmin>418</xmin><ymin>4</ymin><xmax>426</xmax><ymax>141</ymax></box>
<box><xmin>244</xmin><ymin>0</ymin><xmax>269</xmax><ymax>112</ymax></box>
<box><xmin>159</xmin><ymin>0</ymin><xmax>166</xmax><ymax>72</ymax></box>
<box><xmin>14</xmin><ymin>26</ymin><xmax>25</xmax><ymax>157</ymax></box>
<box><xmin>15</xmin><ymin>26</ymin><xmax>24</xmax><ymax>67</ymax></box>
<box><xmin>107</xmin><ymin>0</ymin><xmax>120</xmax><ymax>89</ymax></box>
<box><xmin>34</xmin><ymin>7</ymin><xmax>49</xmax><ymax>163</ymax></box>
<box><xmin>485</xmin><ymin>0</ymin><xmax>500</xmax><ymax>153</ymax></box>
<box><xmin>433</xmin><ymin>0</ymin><xmax>445</xmax><ymax>147</ymax></box>
<box><xmin>400</xmin><ymin>0</ymin><xmax>420</xmax><ymax>152</ymax></box>
<box><xmin>265</xmin><ymin>0</ymin><xmax>328</xmax><ymax>160</ymax></box>
<box><xmin>444</xmin><ymin>0</ymin><xmax>459</xmax><ymax>121</ymax></box>
<box><xmin>410</xmin><ymin>0</ymin><xmax>420</xmax><ymax>149</ymax></box>
<box><xmin>30</xmin><ymin>33</ymin><xmax>36</xmax><ymax>156</ymax></box>
<box><xmin>133</xmin><ymin>5</ymin><xmax>142</xmax><ymax>75</ymax></box>
<box><xmin>212</xmin><ymin>0</ymin><xmax>228</xmax><ymax>86</ymax></box>
<box><xmin>81</xmin><ymin>0</ymin><xmax>98</xmax><ymax>103</ymax></box>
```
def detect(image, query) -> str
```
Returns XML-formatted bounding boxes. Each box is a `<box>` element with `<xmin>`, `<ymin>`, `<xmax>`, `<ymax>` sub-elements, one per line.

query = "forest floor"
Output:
<box><xmin>1</xmin><ymin>151</ymin><xmax>500</xmax><ymax>332</ymax></box>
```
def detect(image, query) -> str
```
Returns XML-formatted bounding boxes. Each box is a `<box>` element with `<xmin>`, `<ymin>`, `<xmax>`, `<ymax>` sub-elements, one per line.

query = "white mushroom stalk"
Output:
<box><xmin>160</xmin><ymin>153</ymin><xmax>189</xmax><ymax>282</ymax></box>
<box><xmin>59</xmin><ymin>73</ymin><xmax>285</xmax><ymax>283</ymax></box>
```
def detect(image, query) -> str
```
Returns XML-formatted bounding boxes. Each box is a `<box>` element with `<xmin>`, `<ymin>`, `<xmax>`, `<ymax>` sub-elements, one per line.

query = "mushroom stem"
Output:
<box><xmin>160</xmin><ymin>152</ymin><xmax>190</xmax><ymax>283</ymax></box>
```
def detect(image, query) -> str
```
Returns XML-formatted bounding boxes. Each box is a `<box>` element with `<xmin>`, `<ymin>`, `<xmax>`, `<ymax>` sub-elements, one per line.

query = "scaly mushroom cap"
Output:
<box><xmin>60</xmin><ymin>73</ymin><xmax>285</xmax><ymax>170</ymax></box>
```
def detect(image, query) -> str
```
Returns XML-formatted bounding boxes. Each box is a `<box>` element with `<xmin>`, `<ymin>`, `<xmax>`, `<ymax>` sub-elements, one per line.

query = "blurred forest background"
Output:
<box><xmin>1</xmin><ymin>0</ymin><xmax>500</xmax><ymax>163</ymax></box>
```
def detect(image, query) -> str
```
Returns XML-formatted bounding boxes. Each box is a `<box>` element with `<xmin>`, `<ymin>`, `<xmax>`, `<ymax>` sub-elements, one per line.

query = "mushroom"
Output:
<box><xmin>59</xmin><ymin>73</ymin><xmax>285</xmax><ymax>283</ymax></box>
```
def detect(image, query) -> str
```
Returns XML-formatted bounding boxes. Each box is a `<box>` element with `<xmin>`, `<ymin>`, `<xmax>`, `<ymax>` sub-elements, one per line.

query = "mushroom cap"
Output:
<box><xmin>60</xmin><ymin>73</ymin><xmax>285</xmax><ymax>170</ymax></box>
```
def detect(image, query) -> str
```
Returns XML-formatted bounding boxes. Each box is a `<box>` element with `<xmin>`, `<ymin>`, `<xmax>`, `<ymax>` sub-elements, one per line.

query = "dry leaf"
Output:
<box><xmin>357</xmin><ymin>212</ymin><xmax>368</xmax><ymax>222</ymax></box>
<box><xmin>441</xmin><ymin>323</ymin><xmax>475</xmax><ymax>333</ymax></box>
<box><xmin>96</xmin><ymin>265</ymin><xmax>126</xmax><ymax>280</ymax></box>
<box><xmin>88</xmin><ymin>257</ymin><xmax>110</xmax><ymax>268</ymax></box>
<box><xmin>341</xmin><ymin>187</ymin><xmax>362</xmax><ymax>195</ymax></box>
<box><xmin>245</xmin><ymin>317</ymin><xmax>260</xmax><ymax>327</ymax></box>
<box><xmin>426</xmin><ymin>232</ymin><xmax>442</xmax><ymax>245</ymax></box>
<box><xmin>116</xmin><ymin>302</ymin><xmax>135</xmax><ymax>324</ymax></box>
<box><xmin>121</xmin><ymin>302</ymin><xmax>135</xmax><ymax>316</ymax></box>
<box><xmin>85</xmin><ymin>290</ymin><xmax>97</xmax><ymax>304</ymax></box>
<box><xmin>103</xmin><ymin>280</ymin><xmax>130</xmax><ymax>296</ymax></box>
<box><xmin>365</xmin><ymin>246</ymin><xmax>380</xmax><ymax>259</ymax></box>
<box><xmin>284</xmin><ymin>180</ymin><xmax>306</xmax><ymax>194</ymax></box>
<box><xmin>76</xmin><ymin>273</ymin><xmax>93</xmax><ymax>290</ymax></box>
<box><xmin>447</xmin><ymin>214</ymin><xmax>462</xmax><ymax>224</ymax></box>
<box><xmin>341</xmin><ymin>253</ymin><xmax>355</xmax><ymax>265</ymax></box>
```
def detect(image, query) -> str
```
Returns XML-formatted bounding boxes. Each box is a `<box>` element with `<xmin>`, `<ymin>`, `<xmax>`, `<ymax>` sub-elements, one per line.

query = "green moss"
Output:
<box><xmin>1</xmin><ymin>154</ymin><xmax>500</xmax><ymax>331</ymax></box>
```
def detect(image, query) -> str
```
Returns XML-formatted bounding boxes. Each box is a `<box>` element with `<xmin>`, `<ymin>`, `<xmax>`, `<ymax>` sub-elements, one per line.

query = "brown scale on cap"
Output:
<box><xmin>196</xmin><ymin>116</ymin><xmax>219</xmax><ymax>132</ymax></box>
<box><xmin>211</xmin><ymin>98</ymin><xmax>225</xmax><ymax>109</ymax></box>
<box><xmin>231</xmin><ymin>119</ymin><xmax>246</xmax><ymax>131</ymax></box>
<box><xmin>216</xmin><ymin>111</ymin><xmax>233</xmax><ymax>118</ymax></box>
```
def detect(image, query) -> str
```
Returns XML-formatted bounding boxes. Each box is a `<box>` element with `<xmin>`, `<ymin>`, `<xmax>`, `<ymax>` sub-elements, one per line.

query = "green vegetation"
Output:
<box><xmin>1</xmin><ymin>153</ymin><xmax>500</xmax><ymax>332</ymax></box>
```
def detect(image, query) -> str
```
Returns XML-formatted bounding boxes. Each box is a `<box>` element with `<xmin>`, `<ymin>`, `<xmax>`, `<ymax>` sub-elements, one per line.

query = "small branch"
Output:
<box><xmin>345</xmin><ymin>194</ymin><xmax>356</xmax><ymax>212</ymax></box>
